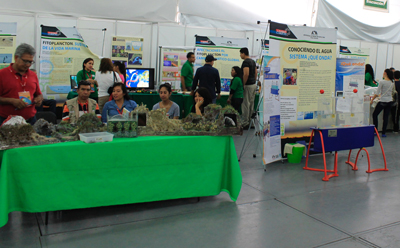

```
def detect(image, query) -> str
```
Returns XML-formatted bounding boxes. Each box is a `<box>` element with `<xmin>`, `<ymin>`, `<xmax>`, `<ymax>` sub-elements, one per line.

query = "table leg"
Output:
<box><xmin>304</xmin><ymin>129</ymin><xmax>315</xmax><ymax>170</ymax></box>
<box><xmin>368</xmin><ymin>127</ymin><xmax>389</xmax><ymax>173</ymax></box>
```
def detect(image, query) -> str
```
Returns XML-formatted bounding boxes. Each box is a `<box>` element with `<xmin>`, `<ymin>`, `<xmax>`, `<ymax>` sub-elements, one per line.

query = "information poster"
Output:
<box><xmin>195</xmin><ymin>36</ymin><xmax>247</xmax><ymax>92</ymax></box>
<box><xmin>111</xmin><ymin>36</ymin><xmax>144</xmax><ymax>68</ymax></box>
<box><xmin>339</xmin><ymin>46</ymin><xmax>370</xmax><ymax>64</ymax></box>
<box><xmin>40</xmin><ymin>26</ymin><xmax>100</xmax><ymax>100</ymax></box>
<box><xmin>263</xmin><ymin>56</ymin><xmax>282</xmax><ymax>164</ymax></box>
<box><xmin>269</xmin><ymin>21</ymin><xmax>337</xmax><ymax>138</ymax></box>
<box><xmin>336</xmin><ymin>58</ymin><xmax>365</xmax><ymax>97</ymax></box>
<box><xmin>160</xmin><ymin>47</ymin><xmax>194</xmax><ymax>90</ymax></box>
<box><xmin>0</xmin><ymin>22</ymin><xmax>17</xmax><ymax>70</ymax></box>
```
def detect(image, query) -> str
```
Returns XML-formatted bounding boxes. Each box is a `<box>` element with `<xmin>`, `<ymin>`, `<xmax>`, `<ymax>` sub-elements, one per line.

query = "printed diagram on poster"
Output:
<box><xmin>0</xmin><ymin>22</ymin><xmax>17</xmax><ymax>70</ymax></box>
<box><xmin>39</xmin><ymin>25</ymin><xmax>100</xmax><ymax>100</ymax></box>
<box><xmin>111</xmin><ymin>36</ymin><xmax>144</xmax><ymax>68</ymax></box>
<box><xmin>263</xmin><ymin>56</ymin><xmax>282</xmax><ymax>164</ymax></box>
<box><xmin>195</xmin><ymin>36</ymin><xmax>247</xmax><ymax>92</ymax></box>
<box><xmin>269</xmin><ymin>21</ymin><xmax>337</xmax><ymax>139</ymax></box>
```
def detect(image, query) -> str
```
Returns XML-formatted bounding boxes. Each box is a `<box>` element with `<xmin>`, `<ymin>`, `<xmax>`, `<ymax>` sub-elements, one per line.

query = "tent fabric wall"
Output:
<box><xmin>316</xmin><ymin>0</ymin><xmax>400</xmax><ymax>43</ymax></box>
<box><xmin>1</xmin><ymin>0</ymin><xmax>178</xmax><ymax>23</ymax></box>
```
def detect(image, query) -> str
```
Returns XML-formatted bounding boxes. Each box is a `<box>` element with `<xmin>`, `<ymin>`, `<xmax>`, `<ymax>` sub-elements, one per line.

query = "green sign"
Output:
<box><xmin>364</xmin><ymin>0</ymin><xmax>388</xmax><ymax>12</ymax></box>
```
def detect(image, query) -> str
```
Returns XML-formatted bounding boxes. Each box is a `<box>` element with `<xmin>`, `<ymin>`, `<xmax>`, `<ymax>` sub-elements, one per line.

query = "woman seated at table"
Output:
<box><xmin>191</xmin><ymin>87</ymin><xmax>212</xmax><ymax>116</ymax></box>
<box><xmin>152</xmin><ymin>83</ymin><xmax>180</xmax><ymax>119</ymax></box>
<box><xmin>101</xmin><ymin>83</ymin><xmax>137</xmax><ymax>123</ymax></box>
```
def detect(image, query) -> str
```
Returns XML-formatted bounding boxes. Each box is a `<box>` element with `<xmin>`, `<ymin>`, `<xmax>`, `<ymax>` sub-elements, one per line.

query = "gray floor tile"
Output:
<box><xmin>0</xmin><ymin>212</ymin><xmax>41</xmax><ymax>248</ymax></box>
<box><xmin>359</xmin><ymin>223</ymin><xmax>400</xmax><ymax>248</ymax></box>
<box><xmin>38</xmin><ymin>183</ymin><xmax>274</xmax><ymax>235</ymax></box>
<box><xmin>40</xmin><ymin>200</ymin><xmax>349</xmax><ymax>248</ymax></box>
<box><xmin>317</xmin><ymin>238</ymin><xmax>373</xmax><ymax>248</ymax></box>
<box><xmin>279</xmin><ymin>175</ymin><xmax>400</xmax><ymax>234</ymax></box>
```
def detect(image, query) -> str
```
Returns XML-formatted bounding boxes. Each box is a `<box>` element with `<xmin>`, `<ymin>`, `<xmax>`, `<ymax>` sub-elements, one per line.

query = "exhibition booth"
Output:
<box><xmin>0</xmin><ymin>0</ymin><xmax>399</xmax><ymax>229</ymax></box>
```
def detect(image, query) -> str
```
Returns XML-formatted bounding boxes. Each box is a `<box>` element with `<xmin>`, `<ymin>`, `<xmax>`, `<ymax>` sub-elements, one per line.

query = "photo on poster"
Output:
<box><xmin>163</xmin><ymin>60</ymin><xmax>178</xmax><ymax>67</ymax></box>
<box><xmin>304</xmin><ymin>111</ymin><xmax>314</xmax><ymax>120</ymax></box>
<box><xmin>125</xmin><ymin>42</ymin><xmax>132</xmax><ymax>51</ymax></box>
<box><xmin>164</xmin><ymin>55</ymin><xmax>178</xmax><ymax>61</ymax></box>
<box><xmin>0</xmin><ymin>37</ymin><xmax>13</xmax><ymax>47</ymax></box>
<box><xmin>64</xmin><ymin>57</ymin><xmax>73</xmax><ymax>63</ymax></box>
<box><xmin>128</xmin><ymin>54</ymin><xmax>142</xmax><ymax>65</ymax></box>
<box><xmin>221</xmin><ymin>78</ymin><xmax>231</xmax><ymax>92</ymax></box>
<box><xmin>297</xmin><ymin>112</ymin><xmax>304</xmax><ymax>120</ymax></box>
<box><xmin>112</xmin><ymin>45</ymin><xmax>127</xmax><ymax>57</ymax></box>
<box><xmin>0</xmin><ymin>54</ymin><xmax>12</xmax><ymax>63</ymax></box>
<box><xmin>283</xmin><ymin>68</ymin><xmax>297</xmax><ymax>85</ymax></box>
<box><xmin>132</xmin><ymin>41</ymin><xmax>143</xmax><ymax>51</ymax></box>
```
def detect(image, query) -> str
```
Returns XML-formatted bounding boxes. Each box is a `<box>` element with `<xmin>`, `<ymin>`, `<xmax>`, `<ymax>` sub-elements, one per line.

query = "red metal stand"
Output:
<box><xmin>366</xmin><ymin>127</ymin><xmax>388</xmax><ymax>173</ymax></box>
<box><xmin>304</xmin><ymin>130</ymin><xmax>338</xmax><ymax>181</ymax></box>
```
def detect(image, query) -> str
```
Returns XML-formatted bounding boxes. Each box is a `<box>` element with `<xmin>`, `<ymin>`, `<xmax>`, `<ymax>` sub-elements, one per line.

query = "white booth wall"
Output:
<box><xmin>1</xmin><ymin>10</ymin><xmax>399</xmax><ymax>83</ymax></box>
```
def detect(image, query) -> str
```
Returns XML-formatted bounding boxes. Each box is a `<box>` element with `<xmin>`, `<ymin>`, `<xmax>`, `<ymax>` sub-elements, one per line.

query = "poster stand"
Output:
<box><xmin>238</xmin><ymin>21</ymin><xmax>270</xmax><ymax>171</ymax></box>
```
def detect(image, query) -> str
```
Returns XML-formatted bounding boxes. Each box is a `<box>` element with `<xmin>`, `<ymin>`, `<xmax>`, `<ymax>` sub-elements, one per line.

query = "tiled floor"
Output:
<box><xmin>2</xmin><ymin>131</ymin><xmax>400</xmax><ymax>247</ymax></box>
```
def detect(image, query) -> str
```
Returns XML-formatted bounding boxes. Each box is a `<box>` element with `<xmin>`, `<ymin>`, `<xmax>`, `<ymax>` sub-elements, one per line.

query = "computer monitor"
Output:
<box><xmin>125</xmin><ymin>68</ymin><xmax>155</xmax><ymax>90</ymax></box>
<box><xmin>70</xmin><ymin>75</ymin><xmax>78</xmax><ymax>89</ymax></box>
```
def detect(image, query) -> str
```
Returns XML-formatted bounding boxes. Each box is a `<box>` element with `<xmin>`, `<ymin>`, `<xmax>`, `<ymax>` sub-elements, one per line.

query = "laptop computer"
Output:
<box><xmin>70</xmin><ymin>75</ymin><xmax>78</xmax><ymax>91</ymax></box>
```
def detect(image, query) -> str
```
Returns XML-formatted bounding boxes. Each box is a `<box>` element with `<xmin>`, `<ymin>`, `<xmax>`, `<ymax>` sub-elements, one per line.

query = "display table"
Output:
<box><xmin>304</xmin><ymin>125</ymin><xmax>388</xmax><ymax>181</ymax></box>
<box><xmin>0</xmin><ymin>136</ymin><xmax>242</xmax><ymax>228</ymax></box>
<box><xmin>67</xmin><ymin>91</ymin><xmax>260</xmax><ymax>118</ymax></box>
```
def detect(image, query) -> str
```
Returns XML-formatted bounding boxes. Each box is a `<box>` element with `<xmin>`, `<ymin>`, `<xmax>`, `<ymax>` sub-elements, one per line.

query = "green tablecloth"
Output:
<box><xmin>67</xmin><ymin>91</ymin><xmax>260</xmax><ymax>118</ymax></box>
<box><xmin>0</xmin><ymin>136</ymin><xmax>242</xmax><ymax>228</ymax></box>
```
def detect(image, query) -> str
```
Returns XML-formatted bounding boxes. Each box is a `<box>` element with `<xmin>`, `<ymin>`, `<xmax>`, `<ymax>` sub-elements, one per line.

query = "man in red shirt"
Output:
<box><xmin>0</xmin><ymin>43</ymin><xmax>43</xmax><ymax>125</ymax></box>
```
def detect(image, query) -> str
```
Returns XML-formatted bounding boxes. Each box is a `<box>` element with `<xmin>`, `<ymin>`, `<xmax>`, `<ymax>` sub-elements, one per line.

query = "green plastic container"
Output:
<box><xmin>287</xmin><ymin>143</ymin><xmax>304</xmax><ymax>164</ymax></box>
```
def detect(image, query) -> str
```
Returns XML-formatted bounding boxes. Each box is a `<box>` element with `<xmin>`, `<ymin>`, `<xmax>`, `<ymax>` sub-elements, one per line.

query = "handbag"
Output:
<box><xmin>392</xmin><ymin>86</ymin><xmax>398</xmax><ymax>106</ymax></box>
<box><xmin>107</xmin><ymin>72</ymin><xmax>119</xmax><ymax>95</ymax></box>
<box><xmin>371</xmin><ymin>97</ymin><xmax>380</xmax><ymax>108</ymax></box>
<box><xmin>371</xmin><ymin>83</ymin><xmax>394</xmax><ymax>108</ymax></box>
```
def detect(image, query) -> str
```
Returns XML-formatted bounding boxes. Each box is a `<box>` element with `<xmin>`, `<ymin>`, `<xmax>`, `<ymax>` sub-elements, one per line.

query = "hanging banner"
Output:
<box><xmin>336</xmin><ymin>58</ymin><xmax>365</xmax><ymax>97</ymax></box>
<box><xmin>111</xmin><ymin>36</ymin><xmax>144</xmax><ymax>68</ymax></box>
<box><xmin>160</xmin><ymin>46</ymin><xmax>194</xmax><ymax>90</ymax></box>
<box><xmin>0</xmin><ymin>22</ymin><xmax>17</xmax><ymax>70</ymax></box>
<box><xmin>269</xmin><ymin>21</ymin><xmax>337</xmax><ymax>139</ymax></box>
<box><xmin>195</xmin><ymin>36</ymin><xmax>247</xmax><ymax>92</ymax></box>
<box><xmin>40</xmin><ymin>26</ymin><xmax>100</xmax><ymax>100</ymax></box>
<box><xmin>364</xmin><ymin>0</ymin><xmax>388</xmax><ymax>12</ymax></box>
<box><xmin>263</xmin><ymin>56</ymin><xmax>282</xmax><ymax>164</ymax></box>
<box><xmin>339</xmin><ymin>46</ymin><xmax>370</xmax><ymax>64</ymax></box>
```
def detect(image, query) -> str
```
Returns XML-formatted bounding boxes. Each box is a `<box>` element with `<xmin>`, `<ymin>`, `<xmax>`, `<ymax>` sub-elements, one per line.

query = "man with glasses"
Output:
<box><xmin>0</xmin><ymin>43</ymin><xmax>43</xmax><ymax>125</ymax></box>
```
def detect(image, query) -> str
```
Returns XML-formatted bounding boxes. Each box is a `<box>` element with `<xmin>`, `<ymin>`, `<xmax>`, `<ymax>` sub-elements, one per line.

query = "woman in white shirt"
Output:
<box><xmin>371</xmin><ymin>68</ymin><xmax>395</xmax><ymax>137</ymax></box>
<box><xmin>96</xmin><ymin>58</ymin><xmax>122</xmax><ymax>112</ymax></box>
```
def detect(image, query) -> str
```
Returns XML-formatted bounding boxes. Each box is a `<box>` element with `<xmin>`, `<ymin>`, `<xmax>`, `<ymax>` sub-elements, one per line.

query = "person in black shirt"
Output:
<box><xmin>191</xmin><ymin>55</ymin><xmax>221</xmax><ymax>103</ymax></box>
<box><xmin>240</xmin><ymin>47</ymin><xmax>257</xmax><ymax>128</ymax></box>
<box><xmin>391</xmin><ymin>70</ymin><xmax>400</xmax><ymax>132</ymax></box>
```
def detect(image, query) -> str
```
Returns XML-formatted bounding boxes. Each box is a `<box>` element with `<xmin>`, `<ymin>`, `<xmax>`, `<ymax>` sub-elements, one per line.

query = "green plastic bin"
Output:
<box><xmin>287</xmin><ymin>143</ymin><xmax>304</xmax><ymax>164</ymax></box>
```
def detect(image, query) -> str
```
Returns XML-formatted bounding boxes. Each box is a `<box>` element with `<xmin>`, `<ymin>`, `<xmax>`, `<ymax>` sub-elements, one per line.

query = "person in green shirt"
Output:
<box><xmin>180</xmin><ymin>52</ymin><xmax>195</xmax><ymax>91</ymax></box>
<box><xmin>365</xmin><ymin>64</ymin><xmax>378</xmax><ymax>87</ymax></box>
<box><xmin>227</xmin><ymin>66</ymin><xmax>244</xmax><ymax>112</ymax></box>
<box><xmin>77</xmin><ymin>58</ymin><xmax>99</xmax><ymax>102</ymax></box>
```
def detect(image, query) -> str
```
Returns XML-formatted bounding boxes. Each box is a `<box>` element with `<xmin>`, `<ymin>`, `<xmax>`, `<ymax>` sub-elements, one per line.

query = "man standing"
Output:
<box><xmin>62</xmin><ymin>80</ymin><xmax>101</xmax><ymax>124</ymax></box>
<box><xmin>240</xmin><ymin>47</ymin><xmax>257</xmax><ymax>128</ymax></box>
<box><xmin>191</xmin><ymin>55</ymin><xmax>221</xmax><ymax>103</ymax></box>
<box><xmin>0</xmin><ymin>43</ymin><xmax>43</xmax><ymax>125</ymax></box>
<box><xmin>180</xmin><ymin>52</ymin><xmax>195</xmax><ymax>91</ymax></box>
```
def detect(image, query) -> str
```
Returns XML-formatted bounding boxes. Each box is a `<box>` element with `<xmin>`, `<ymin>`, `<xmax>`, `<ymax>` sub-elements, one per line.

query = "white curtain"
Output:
<box><xmin>1</xmin><ymin>0</ymin><xmax>178</xmax><ymax>23</ymax></box>
<box><xmin>316</xmin><ymin>0</ymin><xmax>400</xmax><ymax>43</ymax></box>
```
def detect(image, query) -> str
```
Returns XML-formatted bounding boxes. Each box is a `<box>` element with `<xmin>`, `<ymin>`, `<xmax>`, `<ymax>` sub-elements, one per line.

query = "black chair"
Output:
<box><xmin>36</xmin><ymin>111</ymin><xmax>57</xmax><ymax>124</ymax></box>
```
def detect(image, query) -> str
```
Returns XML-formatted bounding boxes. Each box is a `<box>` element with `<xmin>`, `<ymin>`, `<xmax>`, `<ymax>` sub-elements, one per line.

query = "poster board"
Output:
<box><xmin>364</xmin><ymin>0</ymin><xmax>388</xmax><ymax>12</ymax></box>
<box><xmin>263</xmin><ymin>56</ymin><xmax>282</xmax><ymax>164</ymax></box>
<box><xmin>39</xmin><ymin>25</ymin><xmax>100</xmax><ymax>100</ymax></box>
<box><xmin>159</xmin><ymin>46</ymin><xmax>194</xmax><ymax>90</ymax></box>
<box><xmin>0</xmin><ymin>22</ymin><xmax>17</xmax><ymax>70</ymax></box>
<box><xmin>269</xmin><ymin>21</ymin><xmax>337</xmax><ymax>139</ymax></box>
<box><xmin>194</xmin><ymin>36</ymin><xmax>247</xmax><ymax>92</ymax></box>
<box><xmin>339</xmin><ymin>46</ymin><xmax>370</xmax><ymax>64</ymax></box>
<box><xmin>111</xmin><ymin>36</ymin><xmax>144</xmax><ymax>68</ymax></box>
<box><xmin>336</xmin><ymin>58</ymin><xmax>365</xmax><ymax>97</ymax></box>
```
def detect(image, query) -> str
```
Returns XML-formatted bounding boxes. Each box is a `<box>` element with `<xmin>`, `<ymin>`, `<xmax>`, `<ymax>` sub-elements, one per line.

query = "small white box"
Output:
<box><xmin>79</xmin><ymin>132</ymin><xmax>114</xmax><ymax>143</ymax></box>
